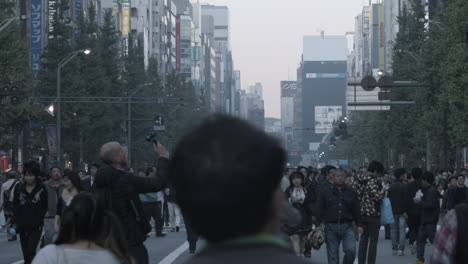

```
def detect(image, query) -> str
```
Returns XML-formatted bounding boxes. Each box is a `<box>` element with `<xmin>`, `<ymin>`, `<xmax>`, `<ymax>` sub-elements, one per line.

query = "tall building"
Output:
<box><xmin>300</xmin><ymin>35</ymin><xmax>348</xmax><ymax>152</ymax></box>
<box><xmin>238</xmin><ymin>83</ymin><xmax>265</xmax><ymax>129</ymax></box>
<box><xmin>201</xmin><ymin>4</ymin><xmax>234</xmax><ymax>114</ymax></box>
<box><xmin>281</xmin><ymin>81</ymin><xmax>297</xmax><ymax>151</ymax></box>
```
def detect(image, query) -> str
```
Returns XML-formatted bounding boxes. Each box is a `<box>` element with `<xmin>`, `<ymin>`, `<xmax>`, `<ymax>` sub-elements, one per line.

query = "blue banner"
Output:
<box><xmin>30</xmin><ymin>0</ymin><xmax>42</xmax><ymax>79</ymax></box>
<box><xmin>74</xmin><ymin>0</ymin><xmax>81</xmax><ymax>45</ymax></box>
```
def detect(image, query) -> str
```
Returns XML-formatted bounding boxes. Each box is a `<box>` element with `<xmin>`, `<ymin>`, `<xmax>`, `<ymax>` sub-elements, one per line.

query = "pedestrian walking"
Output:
<box><xmin>316</xmin><ymin>168</ymin><xmax>361</xmax><ymax>264</ymax></box>
<box><xmin>168</xmin><ymin>115</ymin><xmax>308</xmax><ymax>264</ymax></box>
<box><xmin>446</xmin><ymin>175</ymin><xmax>468</xmax><ymax>210</ymax></box>
<box><xmin>42</xmin><ymin>167</ymin><xmax>65</xmax><ymax>246</ymax></box>
<box><xmin>12</xmin><ymin>161</ymin><xmax>48</xmax><ymax>264</ymax></box>
<box><xmin>430</xmin><ymin>199</ymin><xmax>468</xmax><ymax>264</ymax></box>
<box><xmin>139</xmin><ymin>167</ymin><xmax>166</xmax><ymax>238</ymax></box>
<box><xmin>81</xmin><ymin>163</ymin><xmax>99</xmax><ymax>192</ymax></box>
<box><xmin>55</xmin><ymin>170</ymin><xmax>82</xmax><ymax>233</ymax></box>
<box><xmin>285</xmin><ymin>172</ymin><xmax>312</xmax><ymax>257</ymax></box>
<box><xmin>32</xmin><ymin>193</ymin><xmax>132</xmax><ymax>264</ymax></box>
<box><xmin>1</xmin><ymin>170</ymin><xmax>20</xmax><ymax>241</ymax></box>
<box><xmin>165</xmin><ymin>188</ymin><xmax>181</xmax><ymax>232</ymax></box>
<box><xmin>353</xmin><ymin>160</ymin><xmax>386</xmax><ymax>264</ymax></box>
<box><xmin>415</xmin><ymin>172</ymin><xmax>440</xmax><ymax>264</ymax></box>
<box><xmin>407</xmin><ymin>168</ymin><xmax>423</xmax><ymax>255</ymax></box>
<box><xmin>93</xmin><ymin>141</ymin><xmax>168</xmax><ymax>264</ymax></box>
<box><xmin>387</xmin><ymin>168</ymin><xmax>409</xmax><ymax>256</ymax></box>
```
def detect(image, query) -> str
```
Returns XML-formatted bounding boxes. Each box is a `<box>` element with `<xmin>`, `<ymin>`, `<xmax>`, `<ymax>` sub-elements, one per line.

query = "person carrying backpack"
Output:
<box><xmin>0</xmin><ymin>170</ymin><xmax>20</xmax><ymax>241</ymax></box>
<box><xmin>93</xmin><ymin>142</ymin><xmax>169</xmax><ymax>264</ymax></box>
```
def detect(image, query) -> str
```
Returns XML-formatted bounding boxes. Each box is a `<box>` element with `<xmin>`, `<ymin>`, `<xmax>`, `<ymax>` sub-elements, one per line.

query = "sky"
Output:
<box><xmin>201</xmin><ymin>0</ymin><xmax>367</xmax><ymax>118</ymax></box>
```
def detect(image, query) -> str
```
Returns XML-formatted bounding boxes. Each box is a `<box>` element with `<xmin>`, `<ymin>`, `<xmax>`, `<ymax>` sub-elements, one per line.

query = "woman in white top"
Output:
<box><xmin>33</xmin><ymin>193</ymin><xmax>133</xmax><ymax>264</ymax></box>
<box><xmin>285</xmin><ymin>172</ymin><xmax>310</xmax><ymax>257</ymax></box>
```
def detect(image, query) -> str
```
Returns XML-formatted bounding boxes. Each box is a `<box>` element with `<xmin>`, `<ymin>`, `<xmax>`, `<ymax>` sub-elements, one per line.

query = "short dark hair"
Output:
<box><xmin>289</xmin><ymin>172</ymin><xmax>305</xmax><ymax>188</ymax></box>
<box><xmin>422</xmin><ymin>171</ymin><xmax>435</xmax><ymax>185</ymax></box>
<box><xmin>394</xmin><ymin>168</ymin><xmax>406</xmax><ymax>179</ymax></box>
<box><xmin>89</xmin><ymin>163</ymin><xmax>100</xmax><ymax>169</ymax></box>
<box><xmin>63</xmin><ymin>170</ymin><xmax>82</xmax><ymax>191</ymax></box>
<box><xmin>50</xmin><ymin>166</ymin><xmax>61</xmax><ymax>172</ymax></box>
<box><xmin>457</xmin><ymin>175</ymin><xmax>466</xmax><ymax>180</ymax></box>
<box><xmin>24</xmin><ymin>161</ymin><xmax>41</xmax><ymax>177</ymax></box>
<box><xmin>169</xmin><ymin>115</ymin><xmax>286</xmax><ymax>242</ymax></box>
<box><xmin>367</xmin><ymin>161</ymin><xmax>384</xmax><ymax>175</ymax></box>
<box><xmin>411</xmin><ymin>168</ymin><xmax>423</xmax><ymax>181</ymax></box>
<box><xmin>145</xmin><ymin>167</ymin><xmax>155</xmax><ymax>176</ymax></box>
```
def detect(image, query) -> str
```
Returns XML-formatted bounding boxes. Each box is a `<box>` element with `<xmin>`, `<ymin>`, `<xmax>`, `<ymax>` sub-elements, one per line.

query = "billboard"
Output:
<box><xmin>30</xmin><ymin>0</ymin><xmax>42</xmax><ymax>79</ymax></box>
<box><xmin>314</xmin><ymin>106</ymin><xmax>343</xmax><ymax>134</ymax></box>
<box><xmin>121</xmin><ymin>0</ymin><xmax>130</xmax><ymax>37</ymax></box>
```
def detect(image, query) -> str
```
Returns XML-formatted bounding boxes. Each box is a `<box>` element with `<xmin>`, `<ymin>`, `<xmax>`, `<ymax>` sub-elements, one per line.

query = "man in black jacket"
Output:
<box><xmin>169</xmin><ymin>115</ymin><xmax>308</xmax><ymax>264</ymax></box>
<box><xmin>416</xmin><ymin>172</ymin><xmax>440</xmax><ymax>264</ymax></box>
<box><xmin>81</xmin><ymin>163</ymin><xmax>99</xmax><ymax>192</ymax></box>
<box><xmin>406</xmin><ymin>168</ymin><xmax>423</xmax><ymax>254</ymax></box>
<box><xmin>387</xmin><ymin>168</ymin><xmax>408</xmax><ymax>256</ymax></box>
<box><xmin>317</xmin><ymin>168</ymin><xmax>361</xmax><ymax>264</ymax></box>
<box><xmin>94</xmin><ymin>141</ymin><xmax>169</xmax><ymax>264</ymax></box>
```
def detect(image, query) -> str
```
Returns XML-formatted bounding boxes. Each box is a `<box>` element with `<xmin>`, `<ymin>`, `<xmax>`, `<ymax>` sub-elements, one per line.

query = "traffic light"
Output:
<box><xmin>0</xmin><ymin>83</ymin><xmax>21</xmax><ymax>105</ymax></box>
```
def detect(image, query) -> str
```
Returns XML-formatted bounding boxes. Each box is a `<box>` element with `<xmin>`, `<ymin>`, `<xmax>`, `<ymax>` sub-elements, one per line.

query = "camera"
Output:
<box><xmin>145</xmin><ymin>132</ymin><xmax>158</xmax><ymax>145</ymax></box>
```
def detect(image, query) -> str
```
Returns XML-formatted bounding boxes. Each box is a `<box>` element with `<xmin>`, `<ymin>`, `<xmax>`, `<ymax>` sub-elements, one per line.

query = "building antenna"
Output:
<box><xmin>288</xmin><ymin>66</ymin><xmax>290</xmax><ymax>80</ymax></box>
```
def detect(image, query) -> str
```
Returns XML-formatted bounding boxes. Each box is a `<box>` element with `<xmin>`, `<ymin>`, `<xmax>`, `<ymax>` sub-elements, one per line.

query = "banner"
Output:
<box><xmin>30</xmin><ymin>0</ymin><xmax>42</xmax><ymax>79</ymax></box>
<box><xmin>73</xmin><ymin>0</ymin><xmax>82</xmax><ymax>44</ymax></box>
<box><xmin>378</xmin><ymin>4</ymin><xmax>385</xmax><ymax>70</ymax></box>
<box><xmin>121</xmin><ymin>0</ymin><xmax>129</xmax><ymax>37</ymax></box>
<box><xmin>48</xmin><ymin>0</ymin><xmax>57</xmax><ymax>38</ymax></box>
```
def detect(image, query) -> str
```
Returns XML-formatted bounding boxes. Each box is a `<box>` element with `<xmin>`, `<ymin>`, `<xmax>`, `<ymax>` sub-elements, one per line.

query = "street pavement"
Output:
<box><xmin>0</xmin><ymin>227</ymin><xmax>434</xmax><ymax>264</ymax></box>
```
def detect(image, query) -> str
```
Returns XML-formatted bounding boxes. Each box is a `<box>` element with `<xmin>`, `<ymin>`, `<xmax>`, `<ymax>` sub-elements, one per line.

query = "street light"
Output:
<box><xmin>56</xmin><ymin>49</ymin><xmax>91</xmax><ymax>166</ymax></box>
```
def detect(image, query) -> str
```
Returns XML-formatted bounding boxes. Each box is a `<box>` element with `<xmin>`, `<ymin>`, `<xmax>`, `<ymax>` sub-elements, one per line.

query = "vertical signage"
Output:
<box><xmin>176</xmin><ymin>16</ymin><xmax>181</xmax><ymax>72</ymax></box>
<box><xmin>121</xmin><ymin>0</ymin><xmax>130</xmax><ymax>37</ymax></box>
<box><xmin>74</xmin><ymin>0</ymin><xmax>82</xmax><ymax>44</ymax></box>
<box><xmin>30</xmin><ymin>0</ymin><xmax>42</xmax><ymax>79</ymax></box>
<box><xmin>48</xmin><ymin>0</ymin><xmax>57</xmax><ymax>38</ymax></box>
<box><xmin>378</xmin><ymin>5</ymin><xmax>385</xmax><ymax>70</ymax></box>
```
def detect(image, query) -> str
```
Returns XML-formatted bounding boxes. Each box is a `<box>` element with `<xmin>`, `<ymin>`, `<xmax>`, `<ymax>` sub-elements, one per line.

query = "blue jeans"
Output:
<box><xmin>325</xmin><ymin>223</ymin><xmax>357</xmax><ymax>264</ymax></box>
<box><xmin>391</xmin><ymin>214</ymin><xmax>407</xmax><ymax>251</ymax></box>
<box><xmin>417</xmin><ymin>223</ymin><xmax>437</xmax><ymax>262</ymax></box>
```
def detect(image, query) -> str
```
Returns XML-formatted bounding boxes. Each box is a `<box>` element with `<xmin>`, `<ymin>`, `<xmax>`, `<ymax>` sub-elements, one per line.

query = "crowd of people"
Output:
<box><xmin>278</xmin><ymin>160</ymin><xmax>468</xmax><ymax>264</ymax></box>
<box><xmin>0</xmin><ymin>114</ymin><xmax>467</xmax><ymax>264</ymax></box>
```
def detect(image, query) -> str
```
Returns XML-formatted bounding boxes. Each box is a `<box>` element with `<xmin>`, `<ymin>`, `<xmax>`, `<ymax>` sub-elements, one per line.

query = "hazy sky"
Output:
<box><xmin>202</xmin><ymin>0</ymin><xmax>367</xmax><ymax>118</ymax></box>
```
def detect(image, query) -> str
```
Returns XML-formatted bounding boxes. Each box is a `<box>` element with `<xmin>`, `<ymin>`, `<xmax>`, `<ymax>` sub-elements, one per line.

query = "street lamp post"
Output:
<box><xmin>56</xmin><ymin>49</ymin><xmax>91</xmax><ymax>166</ymax></box>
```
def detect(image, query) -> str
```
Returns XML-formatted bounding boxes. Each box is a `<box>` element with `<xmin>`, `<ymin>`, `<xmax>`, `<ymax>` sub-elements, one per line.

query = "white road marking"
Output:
<box><xmin>158</xmin><ymin>241</ymin><xmax>189</xmax><ymax>264</ymax></box>
<box><xmin>10</xmin><ymin>261</ymin><xmax>24</xmax><ymax>264</ymax></box>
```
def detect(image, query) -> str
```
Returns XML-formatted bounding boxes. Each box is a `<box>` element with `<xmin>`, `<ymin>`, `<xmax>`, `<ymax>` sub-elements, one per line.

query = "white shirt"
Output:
<box><xmin>32</xmin><ymin>245</ymin><xmax>120</xmax><ymax>264</ymax></box>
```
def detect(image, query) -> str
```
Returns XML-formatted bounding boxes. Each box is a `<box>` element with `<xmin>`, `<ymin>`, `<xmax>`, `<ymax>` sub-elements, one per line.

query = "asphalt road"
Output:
<box><xmin>0</xmin><ymin>227</ymin><xmax>434</xmax><ymax>264</ymax></box>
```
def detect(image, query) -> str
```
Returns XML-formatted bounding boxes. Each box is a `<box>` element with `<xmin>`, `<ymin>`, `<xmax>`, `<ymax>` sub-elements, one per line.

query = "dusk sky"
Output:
<box><xmin>201</xmin><ymin>0</ymin><xmax>366</xmax><ymax>118</ymax></box>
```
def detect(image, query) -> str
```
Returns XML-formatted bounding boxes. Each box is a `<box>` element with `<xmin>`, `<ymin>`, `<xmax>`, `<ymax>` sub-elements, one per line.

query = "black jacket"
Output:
<box><xmin>13</xmin><ymin>182</ymin><xmax>48</xmax><ymax>230</ymax></box>
<box><xmin>420</xmin><ymin>185</ymin><xmax>440</xmax><ymax>225</ymax></box>
<box><xmin>407</xmin><ymin>180</ymin><xmax>422</xmax><ymax>215</ymax></box>
<box><xmin>186</xmin><ymin>242</ymin><xmax>309</xmax><ymax>264</ymax></box>
<box><xmin>316</xmin><ymin>184</ymin><xmax>361</xmax><ymax>225</ymax></box>
<box><xmin>93</xmin><ymin>157</ymin><xmax>169</xmax><ymax>246</ymax></box>
<box><xmin>388</xmin><ymin>180</ymin><xmax>409</xmax><ymax>214</ymax></box>
<box><xmin>81</xmin><ymin>177</ymin><xmax>93</xmax><ymax>192</ymax></box>
<box><xmin>446</xmin><ymin>186</ymin><xmax>468</xmax><ymax>210</ymax></box>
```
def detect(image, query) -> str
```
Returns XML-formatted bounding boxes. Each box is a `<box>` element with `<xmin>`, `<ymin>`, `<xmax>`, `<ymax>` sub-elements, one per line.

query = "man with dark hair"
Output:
<box><xmin>94</xmin><ymin>142</ymin><xmax>169</xmax><ymax>264</ymax></box>
<box><xmin>13</xmin><ymin>161</ymin><xmax>48</xmax><ymax>263</ymax></box>
<box><xmin>354</xmin><ymin>160</ymin><xmax>386</xmax><ymax>264</ymax></box>
<box><xmin>169</xmin><ymin>115</ymin><xmax>308</xmax><ymax>264</ymax></box>
<box><xmin>81</xmin><ymin>163</ymin><xmax>99</xmax><ymax>192</ymax></box>
<box><xmin>317</xmin><ymin>168</ymin><xmax>361</xmax><ymax>264</ymax></box>
<box><xmin>416</xmin><ymin>172</ymin><xmax>440</xmax><ymax>264</ymax></box>
<box><xmin>42</xmin><ymin>166</ymin><xmax>64</xmax><ymax>246</ymax></box>
<box><xmin>446</xmin><ymin>175</ymin><xmax>468</xmax><ymax>210</ymax></box>
<box><xmin>387</xmin><ymin>168</ymin><xmax>409</xmax><ymax>256</ymax></box>
<box><xmin>407</xmin><ymin>168</ymin><xmax>423</xmax><ymax>254</ymax></box>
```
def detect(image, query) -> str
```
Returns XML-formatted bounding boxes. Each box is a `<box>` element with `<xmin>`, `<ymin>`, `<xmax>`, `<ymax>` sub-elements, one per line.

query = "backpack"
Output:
<box><xmin>3</xmin><ymin>180</ymin><xmax>18</xmax><ymax>214</ymax></box>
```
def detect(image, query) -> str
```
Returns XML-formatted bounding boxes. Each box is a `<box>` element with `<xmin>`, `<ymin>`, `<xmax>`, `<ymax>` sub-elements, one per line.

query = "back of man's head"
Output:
<box><xmin>367</xmin><ymin>161</ymin><xmax>384</xmax><ymax>175</ymax></box>
<box><xmin>411</xmin><ymin>167</ymin><xmax>423</xmax><ymax>181</ymax></box>
<box><xmin>394</xmin><ymin>168</ymin><xmax>406</xmax><ymax>180</ymax></box>
<box><xmin>169</xmin><ymin>115</ymin><xmax>286</xmax><ymax>243</ymax></box>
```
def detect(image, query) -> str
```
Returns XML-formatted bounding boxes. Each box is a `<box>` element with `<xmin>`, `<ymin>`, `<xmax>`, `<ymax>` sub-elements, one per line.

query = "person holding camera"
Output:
<box><xmin>93</xmin><ymin>141</ymin><xmax>169</xmax><ymax>264</ymax></box>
